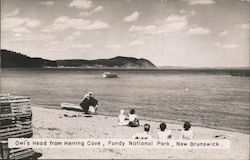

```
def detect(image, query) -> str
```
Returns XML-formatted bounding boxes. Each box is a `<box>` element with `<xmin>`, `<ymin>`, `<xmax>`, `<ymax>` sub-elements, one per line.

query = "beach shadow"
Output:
<box><xmin>47</xmin><ymin>127</ymin><xmax>60</xmax><ymax>131</ymax></box>
<box><xmin>64</xmin><ymin>113</ymin><xmax>93</xmax><ymax>118</ymax></box>
<box><xmin>213</xmin><ymin>135</ymin><xmax>227</xmax><ymax>139</ymax></box>
<box><xmin>64</xmin><ymin>114</ymin><xmax>77</xmax><ymax>118</ymax></box>
<box><xmin>84</xmin><ymin>115</ymin><xmax>93</xmax><ymax>118</ymax></box>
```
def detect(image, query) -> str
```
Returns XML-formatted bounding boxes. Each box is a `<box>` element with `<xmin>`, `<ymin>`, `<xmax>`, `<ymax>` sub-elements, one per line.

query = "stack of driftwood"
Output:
<box><xmin>0</xmin><ymin>94</ymin><xmax>42</xmax><ymax>160</ymax></box>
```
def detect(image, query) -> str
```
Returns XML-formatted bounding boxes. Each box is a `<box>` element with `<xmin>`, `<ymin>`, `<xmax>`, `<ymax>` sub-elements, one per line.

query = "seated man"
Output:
<box><xmin>157</xmin><ymin>122</ymin><xmax>172</xmax><ymax>139</ymax></box>
<box><xmin>118</xmin><ymin>109</ymin><xmax>129</xmax><ymax>126</ymax></box>
<box><xmin>131</xmin><ymin>124</ymin><xmax>152</xmax><ymax>139</ymax></box>
<box><xmin>128</xmin><ymin>109</ymin><xmax>140</xmax><ymax>127</ymax></box>
<box><xmin>80</xmin><ymin>92</ymin><xmax>98</xmax><ymax>114</ymax></box>
<box><xmin>181</xmin><ymin>122</ymin><xmax>193</xmax><ymax>140</ymax></box>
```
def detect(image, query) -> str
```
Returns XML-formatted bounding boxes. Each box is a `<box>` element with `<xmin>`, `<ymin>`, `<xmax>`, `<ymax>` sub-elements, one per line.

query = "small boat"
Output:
<box><xmin>102</xmin><ymin>72</ymin><xmax>118</xmax><ymax>78</ymax></box>
<box><xmin>61</xmin><ymin>102</ymin><xmax>83</xmax><ymax>112</ymax></box>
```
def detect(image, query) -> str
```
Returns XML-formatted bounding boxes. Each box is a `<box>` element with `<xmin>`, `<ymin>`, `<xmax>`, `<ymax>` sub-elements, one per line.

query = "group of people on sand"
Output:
<box><xmin>131</xmin><ymin>122</ymin><xmax>193</xmax><ymax>140</ymax></box>
<box><xmin>118</xmin><ymin>109</ymin><xmax>193</xmax><ymax>139</ymax></box>
<box><xmin>118</xmin><ymin>109</ymin><xmax>140</xmax><ymax>127</ymax></box>
<box><xmin>79</xmin><ymin>92</ymin><xmax>193</xmax><ymax>140</ymax></box>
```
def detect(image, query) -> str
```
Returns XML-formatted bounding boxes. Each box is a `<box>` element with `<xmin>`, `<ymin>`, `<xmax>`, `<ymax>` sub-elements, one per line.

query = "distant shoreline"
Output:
<box><xmin>2</xmin><ymin>67</ymin><xmax>250</xmax><ymax>77</ymax></box>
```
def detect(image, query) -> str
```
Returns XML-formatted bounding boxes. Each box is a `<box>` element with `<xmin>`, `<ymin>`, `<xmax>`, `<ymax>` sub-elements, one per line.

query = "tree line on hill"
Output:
<box><xmin>0</xmin><ymin>49</ymin><xmax>156</xmax><ymax>69</ymax></box>
<box><xmin>1</xmin><ymin>49</ymin><xmax>57</xmax><ymax>68</ymax></box>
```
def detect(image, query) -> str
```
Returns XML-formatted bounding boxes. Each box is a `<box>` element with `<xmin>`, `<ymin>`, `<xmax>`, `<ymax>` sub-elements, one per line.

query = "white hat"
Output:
<box><xmin>84</xmin><ymin>94</ymin><xmax>90</xmax><ymax>98</ymax></box>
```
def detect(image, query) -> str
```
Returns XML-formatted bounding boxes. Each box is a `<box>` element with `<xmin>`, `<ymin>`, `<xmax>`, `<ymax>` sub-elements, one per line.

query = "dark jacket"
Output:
<box><xmin>80</xmin><ymin>97</ymin><xmax>98</xmax><ymax>113</ymax></box>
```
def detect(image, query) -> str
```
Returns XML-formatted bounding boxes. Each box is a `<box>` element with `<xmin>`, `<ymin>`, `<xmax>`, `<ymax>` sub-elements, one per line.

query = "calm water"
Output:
<box><xmin>1</xmin><ymin>68</ymin><xmax>249</xmax><ymax>134</ymax></box>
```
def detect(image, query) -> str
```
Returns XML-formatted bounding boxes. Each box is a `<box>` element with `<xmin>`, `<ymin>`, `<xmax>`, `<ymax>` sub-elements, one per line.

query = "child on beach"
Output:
<box><xmin>157</xmin><ymin>122</ymin><xmax>172</xmax><ymax>139</ymax></box>
<box><xmin>118</xmin><ymin>109</ymin><xmax>129</xmax><ymax>126</ymax></box>
<box><xmin>181</xmin><ymin>122</ymin><xmax>193</xmax><ymax>139</ymax></box>
<box><xmin>128</xmin><ymin>109</ymin><xmax>140</xmax><ymax>127</ymax></box>
<box><xmin>131</xmin><ymin>124</ymin><xmax>152</xmax><ymax>139</ymax></box>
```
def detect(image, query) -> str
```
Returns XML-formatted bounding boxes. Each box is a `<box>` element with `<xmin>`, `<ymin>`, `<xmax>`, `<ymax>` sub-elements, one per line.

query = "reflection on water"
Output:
<box><xmin>1</xmin><ymin>68</ymin><xmax>249</xmax><ymax>133</ymax></box>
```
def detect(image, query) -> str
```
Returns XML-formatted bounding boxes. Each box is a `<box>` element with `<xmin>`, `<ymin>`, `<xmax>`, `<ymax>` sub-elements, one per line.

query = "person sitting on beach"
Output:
<box><xmin>128</xmin><ymin>109</ymin><xmax>140</xmax><ymax>127</ymax></box>
<box><xmin>157</xmin><ymin>122</ymin><xmax>172</xmax><ymax>139</ymax></box>
<box><xmin>181</xmin><ymin>122</ymin><xmax>193</xmax><ymax>140</ymax></box>
<box><xmin>118</xmin><ymin>109</ymin><xmax>129</xmax><ymax>126</ymax></box>
<box><xmin>131</xmin><ymin>124</ymin><xmax>152</xmax><ymax>139</ymax></box>
<box><xmin>80</xmin><ymin>92</ymin><xmax>98</xmax><ymax>114</ymax></box>
<box><xmin>88</xmin><ymin>92</ymin><xmax>98</xmax><ymax>114</ymax></box>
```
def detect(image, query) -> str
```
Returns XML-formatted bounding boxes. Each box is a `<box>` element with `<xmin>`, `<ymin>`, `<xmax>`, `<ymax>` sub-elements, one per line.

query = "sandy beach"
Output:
<box><xmin>31</xmin><ymin>106</ymin><xmax>249</xmax><ymax>159</ymax></box>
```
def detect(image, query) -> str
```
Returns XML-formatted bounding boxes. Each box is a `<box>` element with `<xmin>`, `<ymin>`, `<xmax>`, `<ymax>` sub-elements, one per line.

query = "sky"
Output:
<box><xmin>1</xmin><ymin>0</ymin><xmax>249</xmax><ymax>67</ymax></box>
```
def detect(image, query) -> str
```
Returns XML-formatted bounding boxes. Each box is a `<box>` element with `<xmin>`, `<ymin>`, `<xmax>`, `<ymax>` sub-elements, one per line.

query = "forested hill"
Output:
<box><xmin>1</xmin><ymin>49</ymin><xmax>57</xmax><ymax>68</ymax></box>
<box><xmin>56</xmin><ymin>56</ymin><xmax>156</xmax><ymax>68</ymax></box>
<box><xmin>1</xmin><ymin>49</ymin><xmax>156</xmax><ymax>69</ymax></box>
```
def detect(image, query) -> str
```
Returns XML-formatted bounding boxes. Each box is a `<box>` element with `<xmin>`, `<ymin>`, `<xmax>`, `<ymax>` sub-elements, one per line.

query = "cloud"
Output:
<box><xmin>187</xmin><ymin>27</ymin><xmax>210</xmax><ymax>35</ymax></box>
<box><xmin>14</xmin><ymin>33</ymin><xmax>22</xmax><ymax>37</ymax></box>
<box><xmin>106</xmin><ymin>44</ymin><xmax>122</xmax><ymax>49</ymax></box>
<box><xmin>221</xmin><ymin>44</ymin><xmax>239</xmax><ymax>49</ymax></box>
<box><xmin>130</xmin><ymin>33</ymin><xmax>137</xmax><ymax>38</ymax></box>
<box><xmin>236</xmin><ymin>23</ymin><xmax>250</xmax><ymax>29</ymax></box>
<box><xmin>162</xmin><ymin>16</ymin><xmax>188</xmax><ymax>34</ymax></box>
<box><xmin>46</xmin><ymin>37</ymin><xmax>93</xmax><ymax>51</ymax></box>
<box><xmin>214</xmin><ymin>42</ymin><xmax>221</xmax><ymax>47</ymax></box>
<box><xmin>180</xmin><ymin>10</ymin><xmax>196</xmax><ymax>17</ymax></box>
<box><xmin>48</xmin><ymin>48</ymin><xmax>69</xmax><ymax>52</ymax></box>
<box><xmin>37</xmin><ymin>34</ymin><xmax>56</xmax><ymax>41</ymax></box>
<box><xmin>5</xmin><ymin>8</ymin><xmax>19</xmax><ymax>17</ymax></box>
<box><xmin>6</xmin><ymin>33</ymin><xmax>55</xmax><ymax>42</ymax></box>
<box><xmin>41</xmin><ymin>28</ymin><xmax>53</xmax><ymax>33</ymax></box>
<box><xmin>129</xmin><ymin>25</ymin><xmax>157</xmax><ymax>34</ymax></box>
<box><xmin>214</xmin><ymin>42</ymin><xmax>239</xmax><ymax>49</ymax></box>
<box><xmin>79</xmin><ymin>5</ymin><xmax>103</xmax><ymax>16</ymax></box>
<box><xmin>69</xmin><ymin>0</ymin><xmax>93</xmax><ymax>9</ymax></box>
<box><xmin>93</xmin><ymin>6</ymin><xmax>103</xmax><ymax>13</ymax></box>
<box><xmin>79</xmin><ymin>11</ymin><xmax>90</xmax><ymax>16</ymax></box>
<box><xmin>13</xmin><ymin>27</ymin><xmax>30</xmax><ymax>33</ymax></box>
<box><xmin>188</xmin><ymin>0</ymin><xmax>215</xmax><ymax>5</ymax></box>
<box><xmin>72</xmin><ymin>44</ymin><xmax>93</xmax><ymax>48</ymax></box>
<box><xmin>129</xmin><ymin>40</ymin><xmax>145</xmax><ymax>46</ymax></box>
<box><xmin>129</xmin><ymin>12</ymin><xmax>208</xmax><ymax>38</ymax></box>
<box><xmin>241</xmin><ymin>34</ymin><xmax>246</xmax><ymax>39</ymax></box>
<box><xmin>39</xmin><ymin>1</ymin><xmax>54</xmax><ymax>6</ymax></box>
<box><xmin>2</xmin><ymin>17</ymin><xmax>41</xmax><ymax>32</ymax></box>
<box><xmin>26</xmin><ymin>20</ymin><xmax>42</xmax><ymax>28</ymax></box>
<box><xmin>129</xmin><ymin>14</ymin><xmax>188</xmax><ymax>35</ymax></box>
<box><xmin>47</xmin><ymin>41</ymin><xmax>60</xmax><ymax>46</ymax></box>
<box><xmin>165</xmin><ymin>15</ymin><xmax>187</xmax><ymax>23</ymax></box>
<box><xmin>218</xmin><ymin>31</ymin><xmax>228</xmax><ymax>36</ymax></box>
<box><xmin>123</xmin><ymin>11</ymin><xmax>140</xmax><ymax>22</ymax></box>
<box><xmin>241</xmin><ymin>0</ymin><xmax>250</xmax><ymax>2</ymax></box>
<box><xmin>73</xmin><ymin>31</ymin><xmax>81</xmax><ymax>36</ymax></box>
<box><xmin>47</xmin><ymin>16</ymin><xmax>109</xmax><ymax>31</ymax></box>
